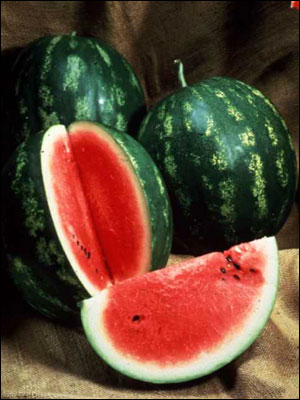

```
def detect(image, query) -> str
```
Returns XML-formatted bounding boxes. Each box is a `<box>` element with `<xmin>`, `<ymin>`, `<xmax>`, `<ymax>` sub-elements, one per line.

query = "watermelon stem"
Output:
<box><xmin>174</xmin><ymin>59</ymin><xmax>187</xmax><ymax>88</ymax></box>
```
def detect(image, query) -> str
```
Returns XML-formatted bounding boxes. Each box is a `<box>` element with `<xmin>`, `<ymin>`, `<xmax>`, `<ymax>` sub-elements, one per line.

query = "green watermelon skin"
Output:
<box><xmin>138</xmin><ymin>77</ymin><xmax>298</xmax><ymax>255</ymax></box>
<box><xmin>2</xmin><ymin>124</ymin><xmax>172</xmax><ymax>322</ymax></box>
<box><xmin>12</xmin><ymin>34</ymin><xmax>145</xmax><ymax>148</ymax></box>
<box><xmin>2</xmin><ymin>135</ymin><xmax>85</xmax><ymax>322</ymax></box>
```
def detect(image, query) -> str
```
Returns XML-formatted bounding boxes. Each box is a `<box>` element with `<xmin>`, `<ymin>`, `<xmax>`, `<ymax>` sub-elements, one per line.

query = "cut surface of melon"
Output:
<box><xmin>41</xmin><ymin>123</ymin><xmax>151</xmax><ymax>296</ymax></box>
<box><xmin>81</xmin><ymin>237</ymin><xmax>279</xmax><ymax>383</ymax></box>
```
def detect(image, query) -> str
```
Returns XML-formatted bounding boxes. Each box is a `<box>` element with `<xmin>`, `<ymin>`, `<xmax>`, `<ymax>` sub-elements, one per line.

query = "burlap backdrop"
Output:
<box><xmin>1</xmin><ymin>1</ymin><xmax>299</xmax><ymax>399</ymax></box>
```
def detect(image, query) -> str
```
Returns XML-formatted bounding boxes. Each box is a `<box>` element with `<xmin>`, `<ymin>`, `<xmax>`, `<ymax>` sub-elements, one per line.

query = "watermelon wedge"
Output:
<box><xmin>81</xmin><ymin>237</ymin><xmax>279</xmax><ymax>383</ymax></box>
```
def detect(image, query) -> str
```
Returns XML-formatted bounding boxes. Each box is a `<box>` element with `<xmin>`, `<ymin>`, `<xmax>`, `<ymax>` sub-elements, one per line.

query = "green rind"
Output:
<box><xmin>2</xmin><ymin>134</ymin><xmax>88</xmax><ymax>322</ymax></box>
<box><xmin>11</xmin><ymin>34</ymin><xmax>145</xmax><ymax>150</ymax></box>
<box><xmin>81</xmin><ymin>238</ymin><xmax>279</xmax><ymax>384</ymax></box>
<box><xmin>138</xmin><ymin>77</ymin><xmax>298</xmax><ymax>254</ymax></box>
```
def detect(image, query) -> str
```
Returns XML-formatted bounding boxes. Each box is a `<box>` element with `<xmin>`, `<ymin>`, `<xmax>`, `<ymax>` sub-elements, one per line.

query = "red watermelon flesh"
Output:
<box><xmin>41</xmin><ymin>123</ymin><xmax>151</xmax><ymax>296</ymax></box>
<box><xmin>81</xmin><ymin>237</ymin><xmax>279</xmax><ymax>383</ymax></box>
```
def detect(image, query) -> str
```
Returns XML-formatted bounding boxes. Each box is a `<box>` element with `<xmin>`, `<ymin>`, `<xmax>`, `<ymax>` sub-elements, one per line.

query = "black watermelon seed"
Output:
<box><xmin>233</xmin><ymin>274</ymin><xmax>240</xmax><ymax>280</ymax></box>
<box><xmin>226</xmin><ymin>256</ymin><xmax>232</xmax><ymax>262</ymax></box>
<box><xmin>234</xmin><ymin>263</ymin><xmax>241</xmax><ymax>270</ymax></box>
<box><xmin>250</xmin><ymin>268</ymin><xmax>257</xmax><ymax>273</ymax></box>
<box><xmin>76</xmin><ymin>240</ymin><xmax>80</xmax><ymax>246</ymax></box>
<box><xmin>86</xmin><ymin>252</ymin><xmax>91</xmax><ymax>259</ymax></box>
<box><xmin>220</xmin><ymin>268</ymin><xmax>226</xmax><ymax>274</ymax></box>
<box><xmin>132</xmin><ymin>315</ymin><xmax>140</xmax><ymax>322</ymax></box>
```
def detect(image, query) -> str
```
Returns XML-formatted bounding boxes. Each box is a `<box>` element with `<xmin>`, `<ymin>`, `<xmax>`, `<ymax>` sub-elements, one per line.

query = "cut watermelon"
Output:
<box><xmin>81</xmin><ymin>237</ymin><xmax>279</xmax><ymax>383</ymax></box>
<box><xmin>3</xmin><ymin>122</ymin><xmax>172</xmax><ymax>321</ymax></box>
<box><xmin>41</xmin><ymin>123</ymin><xmax>153</xmax><ymax>295</ymax></box>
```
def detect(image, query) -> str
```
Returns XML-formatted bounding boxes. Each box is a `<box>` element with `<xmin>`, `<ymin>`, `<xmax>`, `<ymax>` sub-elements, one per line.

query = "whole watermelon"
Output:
<box><xmin>138</xmin><ymin>61</ymin><xmax>298</xmax><ymax>255</ymax></box>
<box><xmin>10</xmin><ymin>33</ymin><xmax>146</xmax><ymax>151</ymax></box>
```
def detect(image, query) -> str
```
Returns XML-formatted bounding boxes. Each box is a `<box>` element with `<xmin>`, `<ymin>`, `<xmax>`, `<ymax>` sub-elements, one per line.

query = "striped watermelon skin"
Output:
<box><xmin>2</xmin><ymin>125</ymin><xmax>172</xmax><ymax>322</ymax></box>
<box><xmin>138</xmin><ymin>76</ymin><xmax>298</xmax><ymax>255</ymax></box>
<box><xmin>2</xmin><ymin>135</ymin><xmax>85</xmax><ymax>322</ymax></box>
<box><xmin>12</xmin><ymin>34</ymin><xmax>145</xmax><ymax>148</ymax></box>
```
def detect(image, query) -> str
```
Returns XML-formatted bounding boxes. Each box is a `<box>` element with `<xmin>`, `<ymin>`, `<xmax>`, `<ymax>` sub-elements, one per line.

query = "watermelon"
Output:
<box><xmin>10</xmin><ymin>33</ymin><xmax>145</xmax><ymax>154</ymax></box>
<box><xmin>2</xmin><ymin>122</ymin><xmax>172</xmax><ymax>322</ymax></box>
<box><xmin>81</xmin><ymin>236</ymin><xmax>279</xmax><ymax>384</ymax></box>
<box><xmin>138</xmin><ymin>60</ymin><xmax>298</xmax><ymax>255</ymax></box>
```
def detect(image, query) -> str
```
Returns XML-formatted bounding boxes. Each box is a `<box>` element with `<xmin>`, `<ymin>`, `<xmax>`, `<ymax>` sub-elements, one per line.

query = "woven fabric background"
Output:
<box><xmin>1</xmin><ymin>1</ymin><xmax>299</xmax><ymax>399</ymax></box>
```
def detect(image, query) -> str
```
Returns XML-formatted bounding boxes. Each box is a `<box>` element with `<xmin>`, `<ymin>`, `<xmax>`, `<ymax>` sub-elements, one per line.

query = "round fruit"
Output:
<box><xmin>2</xmin><ymin>122</ymin><xmax>172</xmax><ymax>322</ymax></box>
<box><xmin>138</xmin><ymin>60</ymin><xmax>298</xmax><ymax>254</ymax></box>
<box><xmin>11</xmin><ymin>33</ymin><xmax>145</xmax><ymax>151</ymax></box>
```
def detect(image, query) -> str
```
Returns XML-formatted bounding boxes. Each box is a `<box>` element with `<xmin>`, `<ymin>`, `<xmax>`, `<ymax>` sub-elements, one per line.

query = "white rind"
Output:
<box><xmin>81</xmin><ymin>236</ymin><xmax>279</xmax><ymax>384</ymax></box>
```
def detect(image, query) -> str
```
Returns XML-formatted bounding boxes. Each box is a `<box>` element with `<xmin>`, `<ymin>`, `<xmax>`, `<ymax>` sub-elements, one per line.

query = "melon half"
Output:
<box><xmin>40</xmin><ymin>121</ymin><xmax>172</xmax><ymax>306</ymax></box>
<box><xmin>42</xmin><ymin>122</ymin><xmax>157</xmax><ymax>294</ymax></box>
<box><xmin>81</xmin><ymin>237</ymin><xmax>279</xmax><ymax>383</ymax></box>
<box><xmin>3</xmin><ymin>121</ymin><xmax>172</xmax><ymax>321</ymax></box>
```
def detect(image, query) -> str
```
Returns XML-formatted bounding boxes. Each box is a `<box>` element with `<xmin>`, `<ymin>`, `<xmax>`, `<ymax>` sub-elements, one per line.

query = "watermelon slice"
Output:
<box><xmin>81</xmin><ymin>237</ymin><xmax>279</xmax><ymax>383</ymax></box>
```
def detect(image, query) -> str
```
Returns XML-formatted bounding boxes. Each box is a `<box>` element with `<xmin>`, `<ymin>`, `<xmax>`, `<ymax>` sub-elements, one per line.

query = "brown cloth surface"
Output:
<box><xmin>1</xmin><ymin>1</ymin><xmax>299</xmax><ymax>399</ymax></box>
